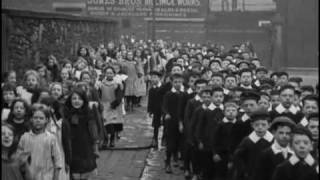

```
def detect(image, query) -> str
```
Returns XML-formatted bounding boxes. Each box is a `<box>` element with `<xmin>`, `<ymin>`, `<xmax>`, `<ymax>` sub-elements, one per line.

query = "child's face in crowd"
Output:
<box><xmin>3</xmin><ymin>91</ymin><xmax>15</xmax><ymax>104</ymax></box>
<box><xmin>150</xmin><ymin>75</ymin><xmax>160</xmax><ymax>85</ymax></box>
<box><xmin>37</xmin><ymin>67</ymin><xmax>46</xmax><ymax>77</ymax></box>
<box><xmin>239</xmin><ymin>63</ymin><xmax>249</xmax><ymax>70</ymax></box>
<box><xmin>232</xmin><ymin>90</ymin><xmax>242</xmax><ymax>104</ymax></box>
<box><xmin>280</xmin><ymin>89</ymin><xmax>295</xmax><ymax>108</ymax></box>
<box><xmin>210</xmin><ymin>76</ymin><xmax>223</xmax><ymax>87</ymax></box>
<box><xmin>96</xmin><ymin>60</ymin><xmax>104</xmax><ymax>69</ymax></box>
<box><xmin>26</xmin><ymin>75</ymin><xmax>38</xmax><ymax>89</ymax></box>
<box><xmin>201</xmin><ymin>92</ymin><xmax>212</xmax><ymax>106</ymax></box>
<box><xmin>61</xmin><ymin>68</ymin><xmax>70</xmax><ymax>81</ymax></box>
<box><xmin>2</xmin><ymin>126</ymin><xmax>14</xmax><ymax>148</ymax></box>
<box><xmin>277</xmin><ymin>75</ymin><xmax>288</xmax><ymax>86</ymax></box>
<box><xmin>172</xmin><ymin>78</ymin><xmax>183</xmax><ymax>90</ymax></box>
<box><xmin>71</xmin><ymin>93</ymin><xmax>84</xmax><ymax>109</ymax></box>
<box><xmin>291</xmin><ymin>134</ymin><xmax>313</xmax><ymax>159</ymax></box>
<box><xmin>51</xmin><ymin>84</ymin><xmax>63</xmax><ymax>100</ymax></box>
<box><xmin>273</xmin><ymin>126</ymin><xmax>292</xmax><ymax>147</ymax></box>
<box><xmin>240</xmin><ymin>72</ymin><xmax>252</xmax><ymax>86</ymax></box>
<box><xmin>242</xmin><ymin>99</ymin><xmax>258</xmax><ymax>115</ymax></box>
<box><xmin>195</xmin><ymin>83</ymin><xmax>207</xmax><ymax>94</ymax></box>
<box><xmin>302</xmin><ymin>100</ymin><xmax>319</xmax><ymax>116</ymax></box>
<box><xmin>127</xmin><ymin>52</ymin><xmax>134</xmax><ymax>60</ymax></box>
<box><xmin>210</xmin><ymin>62</ymin><xmax>221</xmax><ymax>72</ymax></box>
<box><xmin>105</xmin><ymin>69</ymin><xmax>115</xmax><ymax>81</ymax></box>
<box><xmin>224</xmin><ymin>106</ymin><xmax>238</xmax><ymax>120</ymax></box>
<box><xmin>221</xmin><ymin>60</ymin><xmax>230</xmax><ymax>69</ymax></box>
<box><xmin>271</xmin><ymin>94</ymin><xmax>281</xmax><ymax>106</ymax></box>
<box><xmin>258</xmin><ymin>96</ymin><xmax>270</xmax><ymax>110</ymax></box>
<box><xmin>202</xmin><ymin>59</ymin><xmax>210</xmax><ymax>67</ymax></box>
<box><xmin>307</xmin><ymin>119</ymin><xmax>319</xmax><ymax>141</ymax></box>
<box><xmin>301</xmin><ymin>91</ymin><xmax>313</xmax><ymax>100</ymax></box>
<box><xmin>77</xmin><ymin>61</ymin><xmax>87</xmax><ymax>70</ymax></box>
<box><xmin>188</xmin><ymin>77</ymin><xmax>198</xmax><ymax>90</ymax></box>
<box><xmin>176</xmin><ymin>58</ymin><xmax>184</xmax><ymax>67</ymax></box>
<box><xmin>252</xmin><ymin>120</ymin><xmax>269</xmax><ymax>137</ymax></box>
<box><xmin>81</xmin><ymin>74</ymin><xmax>91</xmax><ymax>84</ymax></box>
<box><xmin>13</xmin><ymin>101</ymin><xmax>26</xmax><ymax>119</ymax></box>
<box><xmin>171</xmin><ymin>66</ymin><xmax>182</xmax><ymax>75</ymax></box>
<box><xmin>212</xmin><ymin>91</ymin><xmax>224</xmax><ymax>106</ymax></box>
<box><xmin>113</xmin><ymin>65</ymin><xmax>121</xmax><ymax>74</ymax></box>
<box><xmin>227</xmin><ymin>64</ymin><xmax>237</xmax><ymax>72</ymax></box>
<box><xmin>79</xmin><ymin>48</ymin><xmax>87</xmax><ymax>56</ymax></box>
<box><xmin>7</xmin><ymin>72</ymin><xmax>16</xmax><ymax>85</ymax></box>
<box><xmin>224</xmin><ymin>77</ymin><xmax>237</xmax><ymax>89</ymax></box>
<box><xmin>64</xmin><ymin>63</ymin><xmax>73</xmax><ymax>72</ymax></box>
<box><xmin>31</xmin><ymin>110</ymin><xmax>48</xmax><ymax>132</ymax></box>
<box><xmin>256</xmin><ymin>71</ymin><xmax>267</xmax><ymax>80</ymax></box>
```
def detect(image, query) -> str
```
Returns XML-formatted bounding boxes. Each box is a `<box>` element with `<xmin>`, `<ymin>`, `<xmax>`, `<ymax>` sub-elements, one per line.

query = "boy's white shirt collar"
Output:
<box><xmin>275</xmin><ymin>103</ymin><xmax>298</xmax><ymax>114</ymax></box>
<box><xmin>248</xmin><ymin>131</ymin><xmax>273</xmax><ymax>143</ymax></box>
<box><xmin>222</xmin><ymin>117</ymin><xmax>237</xmax><ymax>124</ymax></box>
<box><xmin>187</xmin><ymin>88</ymin><xmax>193</xmax><ymax>94</ymax></box>
<box><xmin>241</xmin><ymin>113</ymin><xmax>250</xmax><ymax>122</ymax></box>
<box><xmin>254</xmin><ymin>80</ymin><xmax>261</xmax><ymax>87</ymax></box>
<box><xmin>299</xmin><ymin>117</ymin><xmax>309</xmax><ymax>127</ymax></box>
<box><xmin>271</xmin><ymin>140</ymin><xmax>294</xmax><ymax>155</ymax></box>
<box><xmin>268</xmin><ymin>105</ymin><xmax>273</xmax><ymax>112</ymax></box>
<box><xmin>240</xmin><ymin>84</ymin><xmax>253</xmax><ymax>89</ymax></box>
<box><xmin>289</xmin><ymin>153</ymin><xmax>315</xmax><ymax>167</ymax></box>
<box><xmin>194</xmin><ymin>94</ymin><xmax>202</xmax><ymax>102</ymax></box>
<box><xmin>171</xmin><ymin>85</ymin><xmax>185</xmax><ymax>93</ymax></box>
<box><xmin>223</xmin><ymin>88</ymin><xmax>230</xmax><ymax>95</ymax></box>
<box><xmin>207</xmin><ymin>103</ymin><xmax>224</xmax><ymax>111</ymax></box>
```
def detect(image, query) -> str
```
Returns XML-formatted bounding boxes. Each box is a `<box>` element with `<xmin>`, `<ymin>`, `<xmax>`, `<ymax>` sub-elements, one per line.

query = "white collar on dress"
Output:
<box><xmin>299</xmin><ymin>117</ymin><xmax>309</xmax><ymax>127</ymax></box>
<box><xmin>248</xmin><ymin>131</ymin><xmax>273</xmax><ymax>143</ymax></box>
<box><xmin>271</xmin><ymin>140</ymin><xmax>294</xmax><ymax>155</ymax></box>
<box><xmin>222</xmin><ymin>117</ymin><xmax>236</xmax><ymax>124</ymax></box>
<box><xmin>223</xmin><ymin>88</ymin><xmax>230</xmax><ymax>95</ymax></box>
<box><xmin>289</xmin><ymin>153</ymin><xmax>315</xmax><ymax>167</ymax></box>
<box><xmin>171</xmin><ymin>86</ymin><xmax>185</xmax><ymax>93</ymax></box>
<box><xmin>275</xmin><ymin>103</ymin><xmax>298</xmax><ymax>114</ymax></box>
<box><xmin>207</xmin><ymin>103</ymin><xmax>224</xmax><ymax>111</ymax></box>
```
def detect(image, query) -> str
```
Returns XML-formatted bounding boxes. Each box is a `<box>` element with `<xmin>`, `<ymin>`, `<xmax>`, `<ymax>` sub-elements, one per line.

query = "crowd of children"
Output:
<box><xmin>1</xmin><ymin>39</ymin><xmax>319</xmax><ymax>180</ymax></box>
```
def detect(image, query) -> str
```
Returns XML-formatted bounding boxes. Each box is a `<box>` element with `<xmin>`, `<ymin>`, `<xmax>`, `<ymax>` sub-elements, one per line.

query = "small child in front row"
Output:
<box><xmin>233</xmin><ymin>108</ymin><xmax>274</xmax><ymax>180</ymax></box>
<box><xmin>213</xmin><ymin>100</ymin><xmax>240</xmax><ymax>180</ymax></box>
<box><xmin>17</xmin><ymin>104</ymin><xmax>63</xmax><ymax>180</ymax></box>
<box><xmin>271</xmin><ymin>127</ymin><xmax>318</xmax><ymax>180</ymax></box>
<box><xmin>2</xmin><ymin>123</ymin><xmax>32</xmax><ymax>180</ymax></box>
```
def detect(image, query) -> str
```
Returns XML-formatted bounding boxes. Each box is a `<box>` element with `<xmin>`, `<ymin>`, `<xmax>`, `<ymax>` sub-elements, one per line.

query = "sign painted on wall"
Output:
<box><xmin>87</xmin><ymin>0</ymin><xmax>206</xmax><ymax>18</ymax></box>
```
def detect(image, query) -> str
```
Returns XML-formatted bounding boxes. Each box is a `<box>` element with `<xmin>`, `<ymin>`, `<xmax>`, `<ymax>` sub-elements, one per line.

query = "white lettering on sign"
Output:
<box><xmin>177</xmin><ymin>0</ymin><xmax>200</xmax><ymax>6</ymax></box>
<box><xmin>155</xmin><ymin>0</ymin><xmax>176</xmax><ymax>6</ymax></box>
<box><xmin>87</xmin><ymin>0</ymin><xmax>116</xmax><ymax>5</ymax></box>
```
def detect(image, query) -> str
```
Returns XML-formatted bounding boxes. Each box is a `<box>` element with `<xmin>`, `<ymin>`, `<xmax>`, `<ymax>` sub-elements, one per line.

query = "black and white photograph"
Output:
<box><xmin>1</xmin><ymin>0</ymin><xmax>319</xmax><ymax>180</ymax></box>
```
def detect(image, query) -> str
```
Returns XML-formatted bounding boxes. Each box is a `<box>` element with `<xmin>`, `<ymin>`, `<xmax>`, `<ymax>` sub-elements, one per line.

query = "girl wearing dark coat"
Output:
<box><xmin>63</xmin><ymin>89</ymin><xmax>99</xmax><ymax>180</ymax></box>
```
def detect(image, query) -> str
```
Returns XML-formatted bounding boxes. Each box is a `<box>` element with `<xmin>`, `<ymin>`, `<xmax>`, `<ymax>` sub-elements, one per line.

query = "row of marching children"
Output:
<box><xmin>147</xmin><ymin>63</ymin><xmax>319</xmax><ymax>180</ymax></box>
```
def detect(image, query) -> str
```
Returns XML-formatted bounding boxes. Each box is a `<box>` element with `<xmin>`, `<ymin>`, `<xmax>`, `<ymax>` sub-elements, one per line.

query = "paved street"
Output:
<box><xmin>91</xmin><ymin>98</ymin><xmax>185</xmax><ymax>180</ymax></box>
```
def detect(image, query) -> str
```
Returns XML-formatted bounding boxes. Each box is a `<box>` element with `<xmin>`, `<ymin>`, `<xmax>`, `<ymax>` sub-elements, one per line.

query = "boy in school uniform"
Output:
<box><xmin>162</xmin><ymin>73</ymin><xmax>185</xmax><ymax>173</ymax></box>
<box><xmin>195</xmin><ymin>86</ymin><xmax>225</xmax><ymax>179</ymax></box>
<box><xmin>234</xmin><ymin>90</ymin><xmax>260</xmax><ymax>148</ymax></box>
<box><xmin>185</xmin><ymin>73</ymin><xmax>201</xmax><ymax>100</ymax></box>
<box><xmin>271</xmin><ymin>127</ymin><xmax>318</xmax><ymax>180</ymax></box>
<box><xmin>183</xmin><ymin>79</ymin><xmax>208</xmax><ymax>178</ymax></box>
<box><xmin>270</xmin><ymin>85</ymin><xmax>304</xmax><ymax>124</ymax></box>
<box><xmin>239</xmin><ymin>68</ymin><xmax>255</xmax><ymax>90</ymax></box>
<box><xmin>147</xmin><ymin>71</ymin><xmax>163</xmax><ymax>148</ymax></box>
<box><xmin>233</xmin><ymin>108</ymin><xmax>274</xmax><ymax>180</ymax></box>
<box><xmin>188</xmin><ymin>87</ymin><xmax>213</xmax><ymax>180</ymax></box>
<box><xmin>253</xmin><ymin>116</ymin><xmax>296</xmax><ymax>180</ymax></box>
<box><xmin>306</xmin><ymin>113</ymin><xmax>319</xmax><ymax>160</ymax></box>
<box><xmin>299</xmin><ymin>95</ymin><xmax>319</xmax><ymax>127</ymax></box>
<box><xmin>213</xmin><ymin>100</ymin><xmax>240</xmax><ymax>180</ymax></box>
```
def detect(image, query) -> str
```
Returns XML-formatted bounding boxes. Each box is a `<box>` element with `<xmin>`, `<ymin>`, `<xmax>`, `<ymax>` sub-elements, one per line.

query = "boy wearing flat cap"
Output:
<box><xmin>233</xmin><ymin>108</ymin><xmax>274</xmax><ymax>180</ymax></box>
<box><xmin>253</xmin><ymin>116</ymin><xmax>296</xmax><ymax>180</ymax></box>
<box><xmin>271</xmin><ymin>127</ymin><xmax>318</xmax><ymax>180</ymax></box>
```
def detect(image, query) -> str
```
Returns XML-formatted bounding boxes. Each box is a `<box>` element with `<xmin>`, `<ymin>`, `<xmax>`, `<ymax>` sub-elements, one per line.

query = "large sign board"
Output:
<box><xmin>209</xmin><ymin>0</ymin><xmax>276</xmax><ymax>12</ymax></box>
<box><xmin>87</xmin><ymin>0</ymin><xmax>206</xmax><ymax>18</ymax></box>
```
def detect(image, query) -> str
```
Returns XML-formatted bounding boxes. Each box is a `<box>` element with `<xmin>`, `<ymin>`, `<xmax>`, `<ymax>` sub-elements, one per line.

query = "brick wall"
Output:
<box><xmin>2</xmin><ymin>9</ymin><xmax>118</xmax><ymax>76</ymax></box>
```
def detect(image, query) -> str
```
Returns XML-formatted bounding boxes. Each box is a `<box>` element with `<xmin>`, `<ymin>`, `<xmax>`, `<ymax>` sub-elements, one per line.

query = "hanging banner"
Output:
<box><xmin>87</xmin><ymin>0</ymin><xmax>206</xmax><ymax>18</ymax></box>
